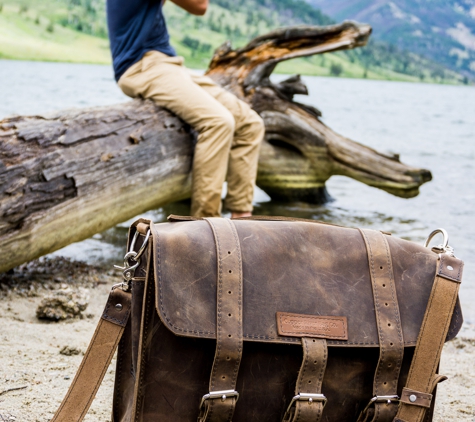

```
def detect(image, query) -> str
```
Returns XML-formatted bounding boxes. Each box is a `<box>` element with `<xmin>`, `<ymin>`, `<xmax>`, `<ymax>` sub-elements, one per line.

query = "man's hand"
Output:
<box><xmin>169</xmin><ymin>0</ymin><xmax>208</xmax><ymax>15</ymax></box>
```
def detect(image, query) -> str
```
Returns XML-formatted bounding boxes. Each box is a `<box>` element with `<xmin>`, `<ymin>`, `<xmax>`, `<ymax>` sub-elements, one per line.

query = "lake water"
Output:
<box><xmin>1</xmin><ymin>59</ymin><xmax>474</xmax><ymax>323</ymax></box>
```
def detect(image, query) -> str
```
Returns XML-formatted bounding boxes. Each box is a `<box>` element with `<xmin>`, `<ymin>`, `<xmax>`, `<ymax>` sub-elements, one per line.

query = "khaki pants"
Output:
<box><xmin>118</xmin><ymin>51</ymin><xmax>265</xmax><ymax>217</ymax></box>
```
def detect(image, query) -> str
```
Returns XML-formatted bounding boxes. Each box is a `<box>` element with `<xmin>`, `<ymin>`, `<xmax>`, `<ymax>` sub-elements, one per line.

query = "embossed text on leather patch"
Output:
<box><xmin>276</xmin><ymin>312</ymin><xmax>348</xmax><ymax>340</ymax></box>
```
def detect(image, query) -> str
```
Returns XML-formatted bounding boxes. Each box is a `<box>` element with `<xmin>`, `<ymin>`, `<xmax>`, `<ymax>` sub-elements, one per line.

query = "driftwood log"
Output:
<box><xmin>0</xmin><ymin>22</ymin><xmax>431</xmax><ymax>273</ymax></box>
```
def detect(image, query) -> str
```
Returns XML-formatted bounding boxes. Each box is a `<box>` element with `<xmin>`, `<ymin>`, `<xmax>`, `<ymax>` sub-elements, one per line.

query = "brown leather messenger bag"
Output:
<box><xmin>51</xmin><ymin>216</ymin><xmax>463</xmax><ymax>422</ymax></box>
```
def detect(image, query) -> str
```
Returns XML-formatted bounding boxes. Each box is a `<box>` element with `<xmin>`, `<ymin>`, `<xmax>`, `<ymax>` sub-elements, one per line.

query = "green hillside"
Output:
<box><xmin>0</xmin><ymin>0</ymin><xmax>466</xmax><ymax>84</ymax></box>
<box><xmin>0</xmin><ymin>2</ymin><xmax>110</xmax><ymax>63</ymax></box>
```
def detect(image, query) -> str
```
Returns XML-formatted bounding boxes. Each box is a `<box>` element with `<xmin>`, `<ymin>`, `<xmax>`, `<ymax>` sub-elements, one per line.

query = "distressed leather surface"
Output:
<box><xmin>114</xmin><ymin>301</ymin><xmax>418</xmax><ymax>421</ymax></box>
<box><xmin>111</xmin><ymin>218</ymin><xmax>461</xmax><ymax>422</ymax></box>
<box><xmin>151</xmin><ymin>220</ymin><xmax>462</xmax><ymax>347</ymax></box>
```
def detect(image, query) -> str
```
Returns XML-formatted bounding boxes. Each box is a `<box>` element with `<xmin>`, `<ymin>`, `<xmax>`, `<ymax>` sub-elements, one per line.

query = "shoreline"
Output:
<box><xmin>0</xmin><ymin>57</ymin><xmax>468</xmax><ymax>87</ymax></box>
<box><xmin>0</xmin><ymin>257</ymin><xmax>474</xmax><ymax>420</ymax></box>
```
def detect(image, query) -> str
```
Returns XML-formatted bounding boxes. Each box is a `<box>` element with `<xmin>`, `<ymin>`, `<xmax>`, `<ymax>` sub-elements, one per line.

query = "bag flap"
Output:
<box><xmin>151</xmin><ymin>219</ymin><xmax>463</xmax><ymax>347</ymax></box>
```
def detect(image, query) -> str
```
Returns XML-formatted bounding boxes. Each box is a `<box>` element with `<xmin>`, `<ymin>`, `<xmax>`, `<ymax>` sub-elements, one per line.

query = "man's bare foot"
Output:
<box><xmin>231</xmin><ymin>211</ymin><xmax>252</xmax><ymax>218</ymax></box>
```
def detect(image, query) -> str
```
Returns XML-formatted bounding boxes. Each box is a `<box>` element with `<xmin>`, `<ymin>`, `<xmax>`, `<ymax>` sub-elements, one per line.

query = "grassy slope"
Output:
<box><xmin>0</xmin><ymin>1</ymin><xmax>462</xmax><ymax>84</ymax></box>
<box><xmin>0</xmin><ymin>4</ymin><xmax>110</xmax><ymax>63</ymax></box>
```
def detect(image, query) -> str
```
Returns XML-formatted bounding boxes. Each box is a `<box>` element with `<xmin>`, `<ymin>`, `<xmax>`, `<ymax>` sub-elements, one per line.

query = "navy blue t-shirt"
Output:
<box><xmin>107</xmin><ymin>0</ymin><xmax>176</xmax><ymax>81</ymax></box>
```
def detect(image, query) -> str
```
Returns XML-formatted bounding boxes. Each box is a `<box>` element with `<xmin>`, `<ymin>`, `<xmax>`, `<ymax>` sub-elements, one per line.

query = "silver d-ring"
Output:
<box><xmin>424</xmin><ymin>228</ymin><xmax>449</xmax><ymax>249</ymax></box>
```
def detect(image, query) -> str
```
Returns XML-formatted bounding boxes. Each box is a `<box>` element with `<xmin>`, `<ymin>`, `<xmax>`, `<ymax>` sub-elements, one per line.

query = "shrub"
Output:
<box><xmin>182</xmin><ymin>35</ymin><xmax>200</xmax><ymax>50</ymax></box>
<box><xmin>46</xmin><ymin>22</ymin><xmax>54</xmax><ymax>33</ymax></box>
<box><xmin>200</xmin><ymin>43</ymin><xmax>212</xmax><ymax>54</ymax></box>
<box><xmin>182</xmin><ymin>35</ymin><xmax>200</xmax><ymax>57</ymax></box>
<box><xmin>330</xmin><ymin>63</ymin><xmax>343</xmax><ymax>77</ymax></box>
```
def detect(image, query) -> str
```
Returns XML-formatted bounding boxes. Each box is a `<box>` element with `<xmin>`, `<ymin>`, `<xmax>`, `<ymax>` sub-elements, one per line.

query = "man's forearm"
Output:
<box><xmin>169</xmin><ymin>0</ymin><xmax>208</xmax><ymax>15</ymax></box>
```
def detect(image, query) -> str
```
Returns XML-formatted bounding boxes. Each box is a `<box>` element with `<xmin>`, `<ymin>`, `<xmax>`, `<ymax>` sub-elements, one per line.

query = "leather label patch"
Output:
<box><xmin>276</xmin><ymin>312</ymin><xmax>348</xmax><ymax>340</ymax></box>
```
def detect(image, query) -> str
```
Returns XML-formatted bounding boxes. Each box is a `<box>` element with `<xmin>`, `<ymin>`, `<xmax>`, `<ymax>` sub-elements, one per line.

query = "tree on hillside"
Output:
<box><xmin>330</xmin><ymin>63</ymin><xmax>343</xmax><ymax>76</ymax></box>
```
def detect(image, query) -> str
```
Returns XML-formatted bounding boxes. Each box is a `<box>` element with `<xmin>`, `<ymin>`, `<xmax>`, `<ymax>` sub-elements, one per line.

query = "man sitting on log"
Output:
<box><xmin>106</xmin><ymin>0</ymin><xmax>265</xmax><ymax>218</ymax></box>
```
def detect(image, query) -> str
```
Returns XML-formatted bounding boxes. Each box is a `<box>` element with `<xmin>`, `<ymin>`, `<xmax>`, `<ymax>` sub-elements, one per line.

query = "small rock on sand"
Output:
<box><xmin>36</xmin><ymin>287</ymin><xmax>89</xmax><ymax>321</ymax></box>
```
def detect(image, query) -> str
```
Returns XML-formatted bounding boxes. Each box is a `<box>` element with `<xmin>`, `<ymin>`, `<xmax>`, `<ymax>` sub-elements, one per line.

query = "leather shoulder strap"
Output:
<box><xmin>394</xmin><ymin>254</ymin><xmax>463</xmax><ymax>422</ymax></box>
<box><xmin>51</xmin><ymin>287</ymin><xmax>132</xmax><ymax>422</ymax></box>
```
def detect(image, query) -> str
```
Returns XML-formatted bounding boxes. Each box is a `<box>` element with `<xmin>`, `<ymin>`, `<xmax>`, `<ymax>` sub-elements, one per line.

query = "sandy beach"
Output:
<box><xmin>0</xmin><ymin>258</ymin><xmax>474</xmax><ymax>421</ymax></box>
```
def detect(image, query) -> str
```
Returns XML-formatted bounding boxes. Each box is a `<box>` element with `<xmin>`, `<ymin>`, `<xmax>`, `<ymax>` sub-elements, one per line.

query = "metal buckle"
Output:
<box><xmin>283</xmin><ymin>393</ymin><xmax>327</xmax><ymax>420</ymax></box>
<box><xmin>360</xmin><ymin>395</ymin><xmax>399</xmax><ymax>415</ymax></box>
<box><xmin>199</xmin><ymin>390</ymin><xmax>239</xmax><ymax>410</ymax></box>
<box><xmin>424</xmin><ymin>228</ymin><xmax>455</xmax><ymax>257</ymax></box>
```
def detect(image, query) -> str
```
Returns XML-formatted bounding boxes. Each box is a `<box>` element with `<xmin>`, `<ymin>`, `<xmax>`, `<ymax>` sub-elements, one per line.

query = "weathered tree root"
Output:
<box><xmin>0</xmin><ymin>21</ymin><xmax>431</xmax><ymax>273</ymax></box>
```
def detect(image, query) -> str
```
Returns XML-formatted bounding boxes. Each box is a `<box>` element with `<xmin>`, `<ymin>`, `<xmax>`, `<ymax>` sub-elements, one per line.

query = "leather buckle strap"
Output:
<box><xmin>199</xmin><ymin>218</ymin><xmax>244</xmax><ymax>422</ymax></box>
<box><xmin>283</xmin><ymin>337</ymin><xmax>328</xmax><ymax>422</ymax></box>
<box><xmin>357</xmin><ymin>229</ymin><xmax>405</xmax><ymax>422</ymax></box>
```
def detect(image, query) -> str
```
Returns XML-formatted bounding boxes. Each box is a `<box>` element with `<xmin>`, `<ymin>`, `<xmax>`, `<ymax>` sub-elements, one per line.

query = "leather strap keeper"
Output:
<box><xmin>136</xmin><ymin>222</ymin><xmax>150</xmax><ymax>235</ymax></box>
<box><xmin>102</xmin><ymin>287</ymin><xmax>132</xmax><ymax>327</ymax></box>
<box><xmin>400</xmin><ymin>388</ymin><xmax>432</xmax><ymax>409</ymax></box>
<box><xmin>438</xmin><ymin>254</ymin><xmax>463</xmax><ymax>283</ymax></box>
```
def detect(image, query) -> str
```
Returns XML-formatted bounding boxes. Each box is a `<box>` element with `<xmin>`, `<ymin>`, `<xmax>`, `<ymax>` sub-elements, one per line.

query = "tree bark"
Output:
<box><xmin>0</xmin><ymin>21</ymin><xmax>431</xmax><ymax>273</ymax></box>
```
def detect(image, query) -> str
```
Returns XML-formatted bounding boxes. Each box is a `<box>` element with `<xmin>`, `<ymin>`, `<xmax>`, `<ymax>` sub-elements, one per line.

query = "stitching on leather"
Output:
<box><xmin>135</xmin><ymin>268</ymin><xmax>154</xmax><ymax>422</ymax></box>
<box><xmin>209</xmin><ymin>219</ymin><xmax>223</xmax><ymax>391</ymax></box>
<box><xmin>226</xmin><ymin>398</ymin><xmax>235</xmax><ymax>422</ymax></box>
<box><xmin>318</xmin><ymin>340</ymin><xmax>327</xmax><ymax>387</ymax></box>
<box><xmin>295</xmin><ymin>401</ymin><xmax>302</xmax><ymax>422</ymax></box>
<box><xmin>299</xmin><ymin>338</ymin><xmax>309</xmax><ymax>392</ymax></box>
<box><xmin>157</xmin><ymin>223</ymin><xmax>215</xmax><ymax>337</ymax></box>
<box><xmin>227</xmin><ymin>219</ymin><xmax>243</xmax><ymax>388</ymax></box>
<box><xmin>314</xmin><ymin>342</ymin><xmax>326</xmax><ymax>419</ymax></box>
<box><xmin>447</xmin><ymin>306</ymin><xmax>459</xmax><ymax>339</ymax></box>
<box><xmin>113</xmin><ymin>330</ymin><xmax>126</xmax><ymax>416</ymax></box>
